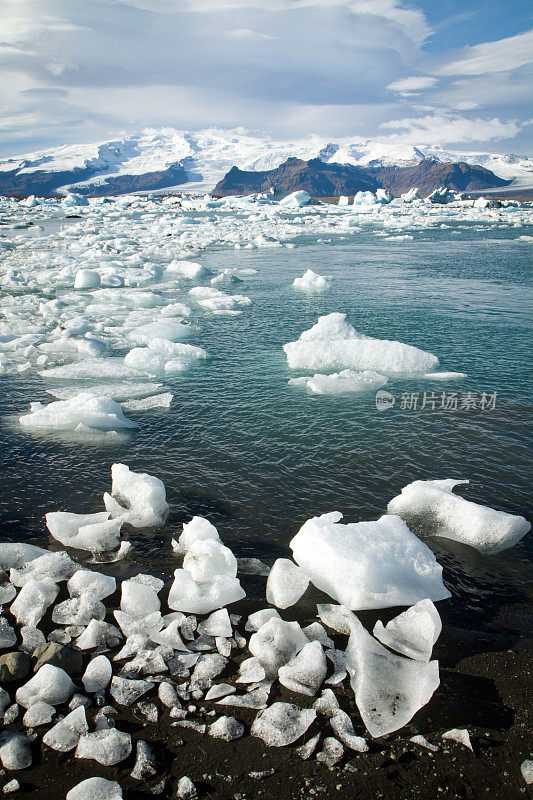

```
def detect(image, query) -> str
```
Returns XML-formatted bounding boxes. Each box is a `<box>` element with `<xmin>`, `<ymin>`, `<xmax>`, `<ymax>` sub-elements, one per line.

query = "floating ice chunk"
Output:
<box><xmin>266</xmin><ymin>559</ymin><xmax>309</xmax><ymax>609</ymax></box>
<box><xmin>43</xmin><ymin>706</ymin><xmax>88</xmax><ymax>752</ymax></box>
<box><xmin>422</xmin><ymin>372</ymin><xmax>467</xmax><ymax>380</ymax></box>
<box><xmin>48</xmin><ymin>383</ymin><xmax>166</xmax><ymax>402</ymax></box>
<box><xmin>373</xmin><ymin>599</ymin><xmax>441</xmax><ymax>661</ymax></box>
<box><xmin>174</xmin><ymin>516</ymin><xmax>221</xmax><ymax>554</ymax></box>
<box><xmin>330</xmin><ymin>710</ymin><xmax>368</xmax><ymax>752</ymax></box>
<box><xmin>345</xmin><ymin>614</ymin><xmax>440</xmax><ymax>737</ymax></box>
<box><xmin>442</xmin><ymin>728</ymin><xmax>472</xmax><ymax>750</ymax></box>
<box><xmin>104</xmin><ymin>463</ymin><xmax>168</xmax><ymax>527</ymax></box>
<box><xmin>249</xmin><ymin>618</ymin><xmax>308</xmax><ymax>678</ymax></box>
<box><xmin>68</xmin><ymin>570</ymin><xmax>116</xmax><ymax>600</ymax></box>
<box><xmin>67</xmin><ymin>777</ymin><xmax>122</xmax><ymax>800</ymax></box>
<box><xmin>291</xmin><ymin>512</ymin><xmax>450</xmax><ymax>610</ymax></box>
<box><xmin>169</xmin><ymin>260</ymin><xmax>211</xmax><ymax>279</ymax></box>
<box><xmin>279</xmin><ymin>191</ymin><xmax>312</xmax><ymax>208</ymax></box>
<box><xmin>128</xmin><ymin>320</ymin><xmax>195</xmax><ymax>344</ymax></box>
<box><xmin>82</xmin><ymin>656</ymin><xmax>112</xmax><ymax>692</ymax></box>
<box><xmin>122</xmin><ymin>392</ymin><xmax>173</xmax><ymax>411</ymax></box>
<box><xmin>289</xmin><ymin>369</ymin><xmax>387</xmax><ymax>395</ymax></box>
<box><xmin>292</xmin><ymin>270</ymin><xmax>331</xmax><ymax>293</ymax></box>
<box><xmin>183</xmin><ymin>539</ymin><xmax>237</xmax><ymax>582</ymax></box>
<box><xmin>168</xmin><ymin>570</ymin><xmax>245</xmax><ymax>614</ymax></box>
<box><xmin>387</xmin><ymin>479</ymin><xmax>530</xmax><ymax>554</ymax></box>
<box><xmin>11</xmin><ymin>578</ymin><xmax>58</xmax><ymax>626</ymax></box>
<box><xmin>283</xmin><ymin>313</ymin><xmax>439</xmax><ymax>374</ymax></box>
<box><xmin>40</xmin><ymin>359</ymin><xmax>144</xmax><ymax>382</ymax></box>
<box><xmin>401</xmin><ymin>188</ymin><xmax>422</xmax><ymax>202</ymax></box>
<box><xmin>16</xmin><ymin>664</ymin><xmax>75</xmax><ymax>708</ymax></box>
<box><xmin>410</xmin><ymin>734</ymin><xmax>439</xmax><ymax>751</ymax></box>
<box><xmin>353</xmin><ymin>191</ymin><xmax>377</xmax><ymax>206</ymax></box>
<box><xmin>278</xmin><ymin>641</ymin><xmax>327</xmax><ymax>696</ymax></box>
<box><xmin>208</xmin><ymin>715</ymin><xmax>244</xmax><ymax>740</ymax></box>
<box><xmin>22</xmin><ymin>701</ymin><xmax>54</xmax><ymax>728</ymax></box>
<box><xmin>19</xmin><ymin>393</ymin><xmax>137</xmax><ymax>433</ymax></box>
<box><xmin>124</xmin><ymin>339</ymin><xmax>207</xmax><ymax>375</ymax></box>
<box><xmin>46</xmin><ymin>512</ymin><xmax>122</xmax><ymax>553</ymax></box>
<box><xmin>74</xmin><ymin>270</ymin><xmax>101</xmax><ymax>290</ymax></box>
<box><xmin>376</xmin><ymin>188</ymin><xmax>393</xmax><ymax>204</ymax></box>
<box><xmin>76</xmin><ymin>728</ymin><xmax>132</xmax><ymax>765</ymax></box>
<box><xmin>0</xmin><ymin>733</ymin><xmax>32</xmax><ymax>770</ymax></box>
<box><xmin>109</xmin><ymin>676</ymin><xmax>153</xmax><ymax>706</ymax></box>
<box><xmin>197</xmin><ymin>609</ymin><xmax>232</xmax><ymax>638</ymax></box>
<box><xmin>63</xmin><ymin>192</ymin><xmax>89</xmax><ymax>208</ymax></box>
<box><xmin>252</xmin><ymin>702</ymin><xmax>316</xmax><ymax>747</ymax></box>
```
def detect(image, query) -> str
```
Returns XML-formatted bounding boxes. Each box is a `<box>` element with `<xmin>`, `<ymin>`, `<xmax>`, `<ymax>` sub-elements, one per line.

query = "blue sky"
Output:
<box><xmin>0</xmin><ymin>0</ymin><xmax>531</xmax><ymax>155</ymax></box>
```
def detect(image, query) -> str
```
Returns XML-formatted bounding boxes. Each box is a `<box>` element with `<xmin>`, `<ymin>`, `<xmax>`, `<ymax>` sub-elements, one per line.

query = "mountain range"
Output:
<box><xmin>0</xmin><ymin>127</ymin><xmax>531</xmax><ymax>198</ymax></box>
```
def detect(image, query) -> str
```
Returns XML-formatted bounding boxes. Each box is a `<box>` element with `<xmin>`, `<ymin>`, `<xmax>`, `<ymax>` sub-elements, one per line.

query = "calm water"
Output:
<box><xmin>0</xmin><ymin>223</ymin><xmax>532</xmax><ymax>650</ymax></box>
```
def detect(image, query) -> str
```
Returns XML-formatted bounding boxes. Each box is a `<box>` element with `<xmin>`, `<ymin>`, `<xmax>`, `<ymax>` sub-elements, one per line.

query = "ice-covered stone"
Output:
<box><xmin>284</xmin><ymin>314</ymin><xmax>439</xmax><ymax>374</ymax></box>
<box><xmin>291</xmin><ymin>512</ymin><xmax>450</xmax><ymax>609</ymax></box>
<box><xmin>251</xmin><ymin>702</ymin><xmax>316</xmax><ymax>747</ymax></box>
<box><xmin>249</xmin><ymin>618</ymin><xmax>308</xmax><ymax>678</ymax></box>
<box><xmin>208</xmin><ymin>715</ymin><xmax>244</xmax><ymax>740</ymax></box>
<box><xmin>42</xmin><ymin>706</ymin><xmax>88</xmax><ymax>751</ymax></box>
<box><xmin>278</xmin><ymin>641</ymin><xmax>327</xmax><ymax>696</ymax></box>
<box><xmin>46</xmin><ymin>512</ymin><xmax>122</xmax><ymax>553</ymax></box>
<box><xmin>266</xmin><ymin>559</ymin><xmax>309</xmax><ymax>609</ymax></box>
<box><xmin>11</xmin><ymin>579</ymin><xmax>59</xmax><ymax>626</ymax></box>
<box><xmin>109</xmin><ymin>676</ymin><xmax>153</xmax><ymax>706</ymax></box>
<box><xmin>329</xmin><ymin>710</ymin><xmax>368</xmax><ymax>752</ymax></box>
<box><xmin>373</xmin><ymin>599</ymin><xmax>441</xmax><ymax>661</ymax></box>
<box><xmin>16</xmin><ymin>664</ymin><xmax>75</xmax><ymax>708</ymax></box>
<box><xmin>345</xmin><ymin>614</ymin><xmax>440</xmax><ymax>737</ymax></box>
<box><xmin>104</xmin><ymin>463</ymin><xmax>168</xmax><ymax>527</ymax></box>
<box><xmin>387</xmin><ymin>479</ymin><xmax>531</xmax><ymax>554</ymax></box>
<box><xmin>0</xmin><ymin>733</ymin><xmax>32</xmax><ymax>770</ymax></box>
<box><xmin>75</xmin><ymin>728</ymin><xmax>132</xmax><ymax>765</ymax></box>
<box><xmin>82</xmin><ymin>656</ymin><xmax>112</xmax><ymax>692</ymax></box>
<box><xmin>66</xmin><ymin>777</ymin><xmax>122</xmax><ymax>800</ymax></box>
<box><xmin>19</xmin><ymin>393</ymin><xmax>137</xmax><ymax>433</ymax></box>
<box><xmin>442</xmin><ymin>728</ymin><xmax>473</xmax><ymax>750</ymax></box>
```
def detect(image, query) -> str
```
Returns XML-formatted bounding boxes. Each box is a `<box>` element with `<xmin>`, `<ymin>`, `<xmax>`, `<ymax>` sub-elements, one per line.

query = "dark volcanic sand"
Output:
<box><xmin>3</xmin><ymin>595</ymin><xmax>532</xmax><ymax>800</ymax></box>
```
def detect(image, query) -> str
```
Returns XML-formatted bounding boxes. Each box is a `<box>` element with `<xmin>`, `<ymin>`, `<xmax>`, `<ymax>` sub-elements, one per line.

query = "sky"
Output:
<box><xmin>0</xmin><ymin>0</ymin><xmax>531</xmax><ymax>156</ymax></box>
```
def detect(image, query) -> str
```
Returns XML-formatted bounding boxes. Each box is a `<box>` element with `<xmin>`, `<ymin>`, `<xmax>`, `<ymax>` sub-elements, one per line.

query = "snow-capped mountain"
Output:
<box><xmin>0</xmin><ymin>127</ymin><xmax>532</xmax><ymax>196</ymax></box>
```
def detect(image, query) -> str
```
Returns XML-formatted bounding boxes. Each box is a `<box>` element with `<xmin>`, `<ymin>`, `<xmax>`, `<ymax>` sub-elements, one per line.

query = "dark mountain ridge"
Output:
<box><xmin>212</xmin><ymin>157</ymin><xmax>512</xmax><ymax>198</ymax></box>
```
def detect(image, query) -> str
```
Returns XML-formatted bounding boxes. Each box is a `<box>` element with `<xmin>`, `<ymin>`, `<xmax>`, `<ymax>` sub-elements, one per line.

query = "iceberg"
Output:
<box><xmin>19</xmin><ymin>393</ymin><xmax>137</xmax><ymax>433</ymax></box>
<box><xmin>387</xmin><ymin>479</ymin><xmax>530</xmax><ymax>554</ymax></box>
<box><xmin>279</xmin><ymin>191</ymin><xmax>312</xmax><ymax>208</ymax></box>
<box><xmin>292</xmin><ymin>270</ymin><xmax>331</xmax><ymax>293</ymax></box>
<box><xmin>283</xmin><ymin>313</ymin><xmax>439</xmax><ymax>374</ymax></box>
<box><xmin>290</xmin><ymin>512</ymin><xmax>451</xmax><ymax>610</ymax></box>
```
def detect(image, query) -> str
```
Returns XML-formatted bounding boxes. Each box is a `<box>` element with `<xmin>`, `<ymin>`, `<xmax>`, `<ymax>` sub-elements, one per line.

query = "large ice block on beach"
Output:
<box><xmin>373</xmin><ymin>599</ymin><xmax>441</xmax><ymax>661</ymax></box>
<box><xmin>46</xmin><ymin>512</ymin><xmax>122</xmax><ymax>553</ymax></box>
<box><xmin>19</xmin><ymin>393</ymin><xmax>137</xmax><ymax>433</ymax></box>
<box><xmin>345</xmin><ymin>614</ymin><xmax>440</xmax><ymax>737</ymax></box>
<box><xmin>288</xmin><ymin>369</ymin><xmax>387</xmax><ymax>395</ymax></box>
<box><xmin>168</xmin><ymin>570</ymin><xmax>245</xmax><ymax>614</ymax></box>
<box><xmin>387</xmin><ymin>479</ymin><xmax>531</xmax><ymax>554</ymax></box>
<box><xmin>104</xmin><ymin>463</ymin><xmax>168</xmax><ymax>527</ymax></box>
<box><xmin>266</xmin><ymin>559</ymin><xmax>309</xmax><ymax>609</ymax></box>
<box><xmin>290</xmin><ymin>512</ymin><xmax>450</xmax><ymax>610</ymax></box>
<box><xmin>292</xmin><ymin>270</ymin><xmax>331</xmax><ymax>293</ymax></box>
<box><xmin>283</xmin><ymin>313</ymin><xmax>439</xmax><ymax>374</ymax></box>
<box><xmin>16</xmin><ymin>665</ymin><xmax>75</xmax><ymax>708</ymax></box>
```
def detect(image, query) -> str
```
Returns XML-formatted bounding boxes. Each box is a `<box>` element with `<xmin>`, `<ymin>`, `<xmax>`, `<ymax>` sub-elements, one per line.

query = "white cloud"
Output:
<box><xmin>225</xmin><ymin>28</ymin><xmax>276</xmax><ymax>40</ymax></box>
<box><xmin>380</xmin><ymin>113</ymin><xmax>521</xmax><ymax>145</ymax></box>
<box><xmin>387</xmin><ymin>75</ymin><xmax>437</xmax><ymax>93</ymax></box>
<box><xmin>436</xmin><ymin>30</ymin><xmax>533</xmax><ymax>76</ymax></box>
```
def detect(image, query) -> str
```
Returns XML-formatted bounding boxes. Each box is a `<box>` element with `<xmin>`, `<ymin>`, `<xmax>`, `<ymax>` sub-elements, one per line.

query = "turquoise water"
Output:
<box><xmin>0</xmin><ymin>224</ymin><xmax>532</xmax><ymax>645</ymax></box>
